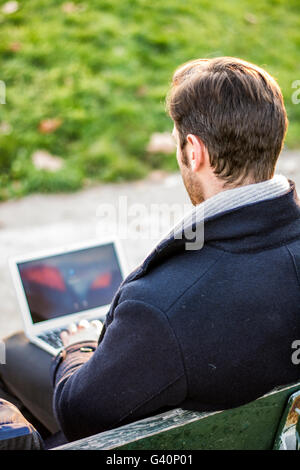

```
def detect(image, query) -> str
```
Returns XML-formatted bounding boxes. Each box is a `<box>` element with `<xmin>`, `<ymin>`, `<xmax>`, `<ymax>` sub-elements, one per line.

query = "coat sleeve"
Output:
<box><xmin>52</xmin><ymin>299</ymin><xmax>187</xmax><ymax>441</ymax></box>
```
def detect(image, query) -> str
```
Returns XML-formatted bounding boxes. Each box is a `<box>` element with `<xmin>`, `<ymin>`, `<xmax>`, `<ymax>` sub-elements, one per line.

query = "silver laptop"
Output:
<box><xmin>9</xmin><ymin>238</ymin><xmax>127</xmax><ymax>355</ymax></box>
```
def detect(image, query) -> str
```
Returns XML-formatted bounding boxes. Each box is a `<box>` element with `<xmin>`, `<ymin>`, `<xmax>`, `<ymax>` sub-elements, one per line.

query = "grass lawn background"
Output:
<box><xmin>0</xmin><ymin>0</ymin><xmax>300</xmax><ymax>200</ymax></box>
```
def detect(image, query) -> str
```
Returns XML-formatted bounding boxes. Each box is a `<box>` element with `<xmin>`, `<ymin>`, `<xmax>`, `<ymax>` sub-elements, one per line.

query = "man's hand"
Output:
<box><xmin>60</xmin><ymin>319</ymin><xmax>103</xmax><ymax>347</ymax></box>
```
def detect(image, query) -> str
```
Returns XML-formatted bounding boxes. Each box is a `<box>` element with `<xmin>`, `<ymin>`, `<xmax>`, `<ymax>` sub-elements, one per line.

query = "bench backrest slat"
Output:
<box><xmin>55</xmin><ymin>382</ymin><xmax>300</xmax><ymax>450</ymax></box>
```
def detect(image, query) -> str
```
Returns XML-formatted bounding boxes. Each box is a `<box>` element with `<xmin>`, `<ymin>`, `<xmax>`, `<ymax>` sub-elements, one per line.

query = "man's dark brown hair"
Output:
<box><xmin>167</xmin><ymin>57</ymin><xmax>288</xmax><ymax>184</ymax></box>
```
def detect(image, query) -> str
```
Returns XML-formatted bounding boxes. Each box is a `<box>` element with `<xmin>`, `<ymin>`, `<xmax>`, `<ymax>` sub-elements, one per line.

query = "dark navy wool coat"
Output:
<box><xmin>52</xmin><ymin>182</ymin><xmax>300</xmax><ymax>441</ymax></box>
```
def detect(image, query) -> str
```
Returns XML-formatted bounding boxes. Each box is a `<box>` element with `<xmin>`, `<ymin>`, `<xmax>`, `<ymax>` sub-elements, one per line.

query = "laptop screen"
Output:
<box><xmin>17</xmin><ymin>243</ymin><xmax>123</xmax><ymax>324</ymax></box>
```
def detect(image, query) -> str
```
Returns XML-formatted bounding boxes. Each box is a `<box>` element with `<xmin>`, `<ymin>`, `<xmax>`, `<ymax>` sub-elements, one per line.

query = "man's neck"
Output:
<box><xmin>159</xmin><ymin>174</ymin><xmax>290</xmax><ymax>248</ymax></box>
<box><xmin>201</xmin><ymin>173</ymin><xmax>257</xmax><ymax>202</ymax></box>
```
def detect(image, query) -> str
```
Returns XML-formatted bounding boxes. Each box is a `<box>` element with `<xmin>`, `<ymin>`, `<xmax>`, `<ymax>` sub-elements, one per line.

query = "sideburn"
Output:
<box><xmin>181</xmin><ymin>145</ymin><xmax>189</xmax><ymax>167</ymax></box>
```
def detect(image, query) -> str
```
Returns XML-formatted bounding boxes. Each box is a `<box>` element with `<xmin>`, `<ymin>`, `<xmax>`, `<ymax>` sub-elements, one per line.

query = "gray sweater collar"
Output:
<box><xmin>171</xmin><ymin>174</ymin><xmax>290</xmax><ymax>239</ymax></box>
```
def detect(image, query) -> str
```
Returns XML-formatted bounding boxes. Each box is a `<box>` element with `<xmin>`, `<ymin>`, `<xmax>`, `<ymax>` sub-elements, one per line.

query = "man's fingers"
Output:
<box><xmin>60</xmin><ymin>319</ymin><xmax>102</xmax><ymax>345</ymax></box>
<box><xmin>78</xmin><ymin>319</ymin><xmax>90</xmax><ymax>329</ymax></box>
<box><xmin>90</xmin><ymin>320</ymin><xmax>103</xmax><ymax>334</ymax></box>
<box><xmin>60</xmin><ymin>320</ymin><xmax>101</xmax><ymax>347</ymax></box>
<box><xmin>68</xmin><ymin>323</ymin><xmax>77</xmax><ymax>334</ymax></box>
<box><xmin>60</xmin><ymin>330</ymin><xmax>69</xmax><ymax>345</ymax></box>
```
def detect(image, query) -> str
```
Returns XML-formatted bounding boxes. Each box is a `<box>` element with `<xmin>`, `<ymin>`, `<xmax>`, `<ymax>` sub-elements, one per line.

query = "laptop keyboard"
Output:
<box><xmin>38</xmin><ymin>328</ymin><xmax>65</xmax><ymax>349</ymax></box>
<box><xmin>37</xmin><ymin>318</ymin><xmax>104</xmax><ymax>350</ymax></box>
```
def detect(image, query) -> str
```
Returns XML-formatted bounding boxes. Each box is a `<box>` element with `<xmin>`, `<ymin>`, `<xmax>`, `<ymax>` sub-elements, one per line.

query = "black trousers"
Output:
<box><xmin>0</xmin><ymin>332</ymin><xmax>60</xmax><ymax>436</ymax></box>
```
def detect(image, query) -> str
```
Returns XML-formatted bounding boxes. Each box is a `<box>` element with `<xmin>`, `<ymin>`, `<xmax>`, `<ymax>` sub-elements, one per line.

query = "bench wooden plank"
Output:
<box><xmin>55</xmin><ymin>382</ymin><xmax>300</xmax><ymax>450</ymax></box>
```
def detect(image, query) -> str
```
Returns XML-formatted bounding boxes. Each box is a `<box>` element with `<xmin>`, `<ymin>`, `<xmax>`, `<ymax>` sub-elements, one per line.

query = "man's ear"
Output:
<box><xmin>186</xmin><ymin>134</ymin><xmax>206</xmax><ymax>172</ymax></box>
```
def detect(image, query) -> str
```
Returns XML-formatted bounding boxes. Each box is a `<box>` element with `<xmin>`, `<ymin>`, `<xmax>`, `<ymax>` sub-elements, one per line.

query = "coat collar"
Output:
<box><xmin>127</xmin><ymin>180</ymin><xmax>300</xmax><ymax>281</ymax></box>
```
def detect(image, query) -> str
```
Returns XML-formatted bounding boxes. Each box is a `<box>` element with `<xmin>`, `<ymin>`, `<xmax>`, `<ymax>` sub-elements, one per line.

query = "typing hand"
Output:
<box><xmin>60</xmin><ymin>319</ymin><xmax>103</xmax><ymax>347</ymax></box>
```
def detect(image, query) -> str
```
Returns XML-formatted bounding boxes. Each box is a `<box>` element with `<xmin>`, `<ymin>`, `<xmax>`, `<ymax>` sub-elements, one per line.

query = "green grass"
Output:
<box><xmin>0</xmin><ymin>0</ymin><xmax>300</xmax><ymax>199</ymax></box>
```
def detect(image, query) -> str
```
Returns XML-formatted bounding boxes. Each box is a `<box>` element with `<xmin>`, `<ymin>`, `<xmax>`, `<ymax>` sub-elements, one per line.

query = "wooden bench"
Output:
<box><xmin>54</xmin><ymin>381</ymin><xmax>300</xmax><ymax>450</ymax></box>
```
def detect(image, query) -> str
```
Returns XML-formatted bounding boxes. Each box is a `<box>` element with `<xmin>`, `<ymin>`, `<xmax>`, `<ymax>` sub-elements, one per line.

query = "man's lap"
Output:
<box><xmin>0</xmin><ymin>332</ymin><xmax>60</xmax><ymax>434</ymax></box>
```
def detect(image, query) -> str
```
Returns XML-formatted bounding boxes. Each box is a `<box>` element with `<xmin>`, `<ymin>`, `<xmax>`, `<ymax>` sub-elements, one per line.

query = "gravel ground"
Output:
<box><xmin>0</xmin><ymin>149</ymin><xmax>299</xmax><ymax>339</ymax></box>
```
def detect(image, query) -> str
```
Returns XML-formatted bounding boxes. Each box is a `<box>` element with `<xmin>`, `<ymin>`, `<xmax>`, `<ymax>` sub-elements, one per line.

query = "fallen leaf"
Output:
<box><xmin>32</xmin><ymin>150</ymin><xmax>64</xmax><ymax>172</ymax></box>
<box><xmin>9</xmin><ymin>42</ymin><xmax>21</xmax><ymax>52</ymax></box>
<box><xmin>0</xmin><ymin>122</ymin><xmax>12</xmax><ymax>134</ymax></box>
<box><xmin>147</xmin><ymin>132</ymin><xmax>176</xmax><ymax>154</ymax></box>
<box><xmin>244</xmin><ymin>13</ymin><xmax>257</xmax><ymax>24</ymax></box>
<box><xmin>2</xmin><ymin>1</ymin><xmax>19</xmax><ymax>14</ymax></box>
<box><xmin>62</xmin><ymin>2</ymin><xmax>78</xmax><ymax>13</ymax></box>
<box><xmin>64</xmin><ymin>77</ymin><xmax>74</xmax><ymax>87</ymax></box>
<box><xmin>38</xmin><ymin>118</ymin><xmax>62</xmax><ymax>134</ymax></box>
<box><xmin>136</xmin><ymin>85</ymin><xmax>148</xmax><ymax>97</ymax></box>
